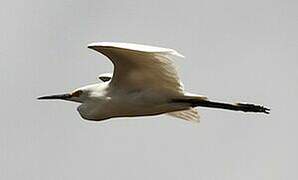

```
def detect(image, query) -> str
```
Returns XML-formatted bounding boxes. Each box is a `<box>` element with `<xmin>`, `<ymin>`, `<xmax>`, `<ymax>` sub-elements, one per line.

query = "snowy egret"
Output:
<box><xmin>38</xmin><ymin>42</ymin><xmax>269</xmax><ymax>122</ymax></box>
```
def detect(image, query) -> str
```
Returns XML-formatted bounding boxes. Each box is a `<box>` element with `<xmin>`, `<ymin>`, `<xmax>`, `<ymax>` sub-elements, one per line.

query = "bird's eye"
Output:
<box><xmin>72</xmin><ymin>90</ymin><xmax>83</xmax><ymax>97</ymax></box>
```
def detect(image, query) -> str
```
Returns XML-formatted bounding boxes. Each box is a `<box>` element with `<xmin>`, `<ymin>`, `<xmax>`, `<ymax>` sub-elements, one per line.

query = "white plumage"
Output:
<box><xmin>88</xmin><ymin>42</ymin><xmax>185</xmax><ymax>94</ymax></box>
<box><xmin>38</xmin><ymin>42</ymin><xmax>269</xmax><ymax>122</ymax></box>
<box><xmin>80</xmin><ymin>42</ymin><xmax>203</xmax><ymax>121</ymax></box>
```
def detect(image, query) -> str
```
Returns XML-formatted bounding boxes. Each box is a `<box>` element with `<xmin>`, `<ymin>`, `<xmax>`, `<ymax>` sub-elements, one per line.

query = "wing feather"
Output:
<box><xmin>88</xmin><ymin>42</ymin><xmax>185</xmax><ymax>95</ymax></box>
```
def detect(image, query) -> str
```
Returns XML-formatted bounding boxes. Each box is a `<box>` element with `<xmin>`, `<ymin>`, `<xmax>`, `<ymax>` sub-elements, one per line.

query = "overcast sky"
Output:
<box><xmin>1</xmin><ymin>0</ymin><xmax>297</xmax><ymax>179</ymax></box>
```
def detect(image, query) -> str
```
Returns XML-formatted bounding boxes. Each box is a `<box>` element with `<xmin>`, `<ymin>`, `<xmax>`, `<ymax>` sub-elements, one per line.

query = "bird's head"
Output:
<box><xmin>37</xmin><ymin>89</ymin><xmax>88</xmax><ymax>103</ymax></box>
<box><xmin>37</xmin><ymin>83</ymin><xmax>105</xmax><ymax>103</ymax></box>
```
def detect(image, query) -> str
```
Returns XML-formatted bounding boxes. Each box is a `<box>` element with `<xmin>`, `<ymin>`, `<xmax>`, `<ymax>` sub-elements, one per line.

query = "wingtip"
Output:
<box><xmin>87</xmin><ymin>42</ymin><xmax>96</xmax><ymax>48</ymax></box>
<box><xmin>87</xmin><ymin>42</ymin><xmax>114</xmax><ymax>48</ymax></box>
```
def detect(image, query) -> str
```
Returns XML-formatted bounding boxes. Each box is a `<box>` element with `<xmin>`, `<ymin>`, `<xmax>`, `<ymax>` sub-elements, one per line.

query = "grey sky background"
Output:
<box><xmin>1</xmin><ymin>0</ymin><xmax>297</xmax><ymax>179</ymax></box>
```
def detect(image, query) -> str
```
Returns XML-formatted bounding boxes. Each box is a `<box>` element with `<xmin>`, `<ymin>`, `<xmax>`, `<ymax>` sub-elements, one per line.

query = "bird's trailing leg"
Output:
<box><xmin>172</xmin><ymin>98</ymin><xmax>270</xmax><ymax>114</ymax></box>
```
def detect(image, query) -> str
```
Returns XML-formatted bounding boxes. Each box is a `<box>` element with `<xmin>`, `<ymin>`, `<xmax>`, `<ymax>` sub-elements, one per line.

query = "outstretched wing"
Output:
<box><xmin>88</xmin><ymin>42</ymin><xmax>185</xmax><ymax>95</ymax></box>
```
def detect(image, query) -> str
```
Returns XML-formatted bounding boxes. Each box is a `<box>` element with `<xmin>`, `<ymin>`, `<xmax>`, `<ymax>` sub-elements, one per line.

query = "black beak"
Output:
<box><xmin>37</xmin><ymin>93</ymin><xmax>72</xmax><ymax>100</ymax></box>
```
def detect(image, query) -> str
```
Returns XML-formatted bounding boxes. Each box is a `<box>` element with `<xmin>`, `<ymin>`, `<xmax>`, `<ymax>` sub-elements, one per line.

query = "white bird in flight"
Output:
<box><xmin>38</xmin><ymin>42</ymin><xmax>269</xmax><ymax>122</ymax></box>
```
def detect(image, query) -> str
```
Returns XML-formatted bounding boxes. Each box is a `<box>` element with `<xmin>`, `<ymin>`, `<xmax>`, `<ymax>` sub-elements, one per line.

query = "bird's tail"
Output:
<box><xmin>171</xmin><ymin>97</ymin><xmax>270</xmax><ymax>114</ymax></box>
<box><xmin>167</xmin><ymin>108</ymin><xmax>200</xmax><ymax>122</ymax></box>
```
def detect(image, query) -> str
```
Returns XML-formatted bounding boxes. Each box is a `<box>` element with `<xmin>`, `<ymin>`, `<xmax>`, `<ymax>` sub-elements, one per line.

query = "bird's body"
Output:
<box><xmin>74</xmin><ymin>79</ymin><xmax>201</xmax><ymax>121</ymax></box>
<box><xmin>38</xmin><ymin>42</ymin><xmax>269</xmax><ymax>122</ymax></box>
<box><xmin>77</xmin><ymin>84</ymin><xmax>186</xmax><ymax>120</ymax></box>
